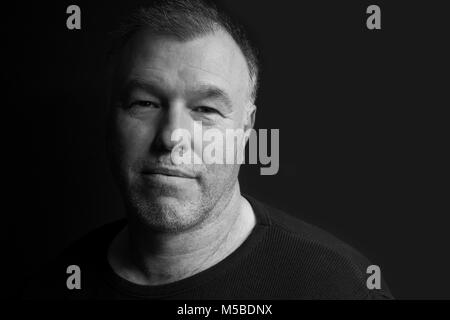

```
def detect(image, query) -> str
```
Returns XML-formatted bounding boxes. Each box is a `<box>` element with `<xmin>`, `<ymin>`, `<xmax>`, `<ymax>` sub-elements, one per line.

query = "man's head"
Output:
<box><xmin>107</xmin><ymin>0</ymin><xmax>259</xmax><ymax>233</ymax></box>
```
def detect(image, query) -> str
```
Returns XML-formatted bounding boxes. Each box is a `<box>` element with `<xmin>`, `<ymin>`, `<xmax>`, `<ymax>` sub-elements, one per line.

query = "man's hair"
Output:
<box><xmin>109</xmin><ymin>0</ymin><xmax>259</xmax><ymax>103</ymax></box>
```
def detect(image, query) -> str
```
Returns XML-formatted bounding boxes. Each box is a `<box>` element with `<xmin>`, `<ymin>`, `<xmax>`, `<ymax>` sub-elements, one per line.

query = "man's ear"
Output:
<box><xmin>244</xmin><ymin>103</ymin><xmax>256</xmax><ymax>131</ymax></box>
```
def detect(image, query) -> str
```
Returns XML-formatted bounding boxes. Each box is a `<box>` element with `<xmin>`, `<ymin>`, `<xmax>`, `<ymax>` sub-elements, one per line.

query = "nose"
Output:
<box><xmin>153</xmin><ymin>102</ymin><xmax>190</xmax><ymax>153</ymax></box>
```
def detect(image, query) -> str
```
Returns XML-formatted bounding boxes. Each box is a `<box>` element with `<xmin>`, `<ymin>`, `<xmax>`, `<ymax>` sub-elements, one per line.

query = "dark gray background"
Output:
<box><xmin>6</xmin><ymin>0</ymin><xmax>449</xmax><ymax>299</ymax></box>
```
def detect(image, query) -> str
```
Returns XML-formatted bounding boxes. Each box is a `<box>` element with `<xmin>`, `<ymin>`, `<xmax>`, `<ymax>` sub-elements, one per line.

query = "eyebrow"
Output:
<box><xmin>190</xmin><ymin>84</ymin><xmax>233</xmax><ymax>112</ymax></box>
<box><xmin>122</xmin><ymin>78</ymin><xmax>166</xmax><ymax>98</ymax></box>
<box><xmin>123</xmin><ymin>78</ymin><xmax>233</xmax><ymax>112</ymax></box>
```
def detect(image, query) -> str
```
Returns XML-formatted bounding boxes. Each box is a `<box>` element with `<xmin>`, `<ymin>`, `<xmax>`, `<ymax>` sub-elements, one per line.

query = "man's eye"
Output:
<box><xmin>129</xmin><ymin>101</ymin><xmax>160</xmax><ymax>109</ymax></box>
<box><xmin>193</xmin><ymin>106</ymin><xmax>219</xmax><ymax>114</ymax></box>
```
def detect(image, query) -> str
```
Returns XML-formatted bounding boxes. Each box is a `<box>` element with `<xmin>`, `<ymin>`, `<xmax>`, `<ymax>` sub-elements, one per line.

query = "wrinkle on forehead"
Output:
<box><xmin>182</xmin><ymin>63</ymin><xmax>231</xmax><ymax>86</ymax></box>
<box><xmin>117</xmin><ymin>29</ymin><xmax>251</xmax><ymax>104</ymax></box>
<box><xmin>127</xmin><ymin>65</ymin><xmax>231</xmax><ymax>100</ymax></box>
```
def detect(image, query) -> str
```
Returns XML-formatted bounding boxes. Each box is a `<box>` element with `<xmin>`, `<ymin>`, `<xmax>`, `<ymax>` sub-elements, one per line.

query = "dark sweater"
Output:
<box><xmin>23</xmin><ymin>195</ymin><xmax>393</xmax><ymax>299</ymax></box>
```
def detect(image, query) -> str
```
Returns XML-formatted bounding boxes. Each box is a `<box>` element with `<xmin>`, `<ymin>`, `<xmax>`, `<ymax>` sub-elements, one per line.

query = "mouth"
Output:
<box><xmin>141</xmin><ymin>167</ymin><xmax>196</xmax><ymax>179</ymax></box>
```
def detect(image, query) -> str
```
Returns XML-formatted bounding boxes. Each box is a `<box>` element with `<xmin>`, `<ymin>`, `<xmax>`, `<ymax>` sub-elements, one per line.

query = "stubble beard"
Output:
<box><xmin>127</xmin><ymin>183</ymin><xmax>214</xmax><ymax>234</ymax></box>
<box><xmin>123</xmin><ymin>169</ymin><xmax>239</xmax><ymax>234</ymax></box>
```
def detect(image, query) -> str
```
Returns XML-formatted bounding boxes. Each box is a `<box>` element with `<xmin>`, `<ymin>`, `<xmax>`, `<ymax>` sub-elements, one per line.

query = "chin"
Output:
<box><xmin>130</xmin><ymin>192</ymin><xmax>209</xmax><ymax>233</ymax></box>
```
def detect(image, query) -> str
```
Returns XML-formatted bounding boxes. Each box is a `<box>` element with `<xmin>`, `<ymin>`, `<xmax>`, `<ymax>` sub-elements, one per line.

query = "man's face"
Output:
<box><xmin>109</xmin><ymin>28</ymin><xmax>254</xmax><ymax>232</ymax></box>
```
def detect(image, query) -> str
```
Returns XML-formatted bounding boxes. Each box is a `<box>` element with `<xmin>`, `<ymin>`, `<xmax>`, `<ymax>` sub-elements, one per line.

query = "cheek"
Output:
<box><xmin>202</xmin><ymin>163</ymin><xmax>239</xmax><ymax>187</ymax></box>
<box><xmin>114</xmin><ymin>113</ymin><xmax>156</xmax><ymax>161</ymax></box>
<box><xmin>196</xmin><ymin>118</ymin><xmax>248</xmax><ymax>167</ymax></box>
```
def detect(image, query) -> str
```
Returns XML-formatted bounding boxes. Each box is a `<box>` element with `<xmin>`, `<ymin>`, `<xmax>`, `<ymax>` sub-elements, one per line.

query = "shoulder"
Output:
<box><xmin>22</xmin><ymin>219</ymin><xmax>126</xmax><ymax>299</ymax></box>
<box><xmin>247</xmin><ymin>195</ymin><xmax>393</xmax><ymax>299</ymax></box>
<box><xmin>61</xmin><ymin>219</ymin><xmax>127</xmax><ymax>261</ymax></box>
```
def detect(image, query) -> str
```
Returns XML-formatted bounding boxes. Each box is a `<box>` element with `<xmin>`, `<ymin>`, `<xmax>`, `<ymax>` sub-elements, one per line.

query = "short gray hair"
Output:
<box><xmin>109</xmin><ymin>0</ymin><xmax>260</xmax><ymax>103</ymax></box>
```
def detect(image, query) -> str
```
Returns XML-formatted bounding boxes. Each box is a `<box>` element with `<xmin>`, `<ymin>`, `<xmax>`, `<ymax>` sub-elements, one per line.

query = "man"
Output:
<box><xmin>25</xmin><ymin>0</ymin><xmax>392</xmax><ymax>299</ymax></box>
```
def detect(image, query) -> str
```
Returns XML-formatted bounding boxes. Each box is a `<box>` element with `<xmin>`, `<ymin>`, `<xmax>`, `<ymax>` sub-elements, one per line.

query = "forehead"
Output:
<box><xmin>115</xmin><ymin>28</ymin><xmax>250</xmax><ymax>103</ymax></box>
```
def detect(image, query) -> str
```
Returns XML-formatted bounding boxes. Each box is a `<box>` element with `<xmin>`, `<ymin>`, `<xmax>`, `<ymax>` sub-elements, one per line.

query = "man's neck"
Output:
<box><xmin>108</xmin><ymin>186</ymin><xmax>256</xmax><ymax>286</ymax></box>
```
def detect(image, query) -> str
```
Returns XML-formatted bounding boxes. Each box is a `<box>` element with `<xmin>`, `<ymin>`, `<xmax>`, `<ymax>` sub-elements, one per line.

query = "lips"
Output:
<box><xmin>141</xmin><ymin>167</ymin><xmax>196</xmax><ymax>179</ymax></box>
